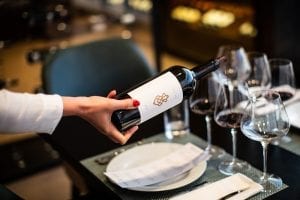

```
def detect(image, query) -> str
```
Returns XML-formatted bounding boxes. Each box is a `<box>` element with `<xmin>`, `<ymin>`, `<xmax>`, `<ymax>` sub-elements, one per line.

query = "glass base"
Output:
<box><xmin>218</xmin><ymin>159</ymin><xmax>250</xmax><ymax>176</ymax></box>
<box><xmin>164</xmin><ymin>129</ymin><xmax>190</xmax><ymax>140</ymax></box>
<box><xmin>259</xmin><ymin>174</ymin><xmax>283</xmax><ymax>192</ymax></box>
<box><xmin>205</xmin><ymin>145</ymin><xmax>226</xmax><ymax>160</ymax></box>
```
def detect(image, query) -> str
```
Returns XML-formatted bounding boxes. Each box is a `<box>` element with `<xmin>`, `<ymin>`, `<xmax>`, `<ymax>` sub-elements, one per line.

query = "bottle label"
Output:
<box><xmin>128</xmin><ymin>72</ymin><xmax>183</xmax><ymax>123</ymax></box>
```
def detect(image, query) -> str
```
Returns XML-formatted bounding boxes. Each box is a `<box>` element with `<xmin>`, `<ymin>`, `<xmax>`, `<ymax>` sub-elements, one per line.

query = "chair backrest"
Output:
<box><xmin>40</xmin><ymin>37</ymin><xmax>163</xmax><ymax>160</ymax></box>
<box><xmin>42</xmin><ymin>37</ymin><xmax>155</xmax><ymax>96</ymax></box>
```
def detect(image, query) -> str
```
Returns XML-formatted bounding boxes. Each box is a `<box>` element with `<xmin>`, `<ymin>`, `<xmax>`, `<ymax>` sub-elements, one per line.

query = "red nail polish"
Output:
<box><xmin>133</xmin><ymin>100</ymin><xmax>140</xmax><ymax>107</ymax></box>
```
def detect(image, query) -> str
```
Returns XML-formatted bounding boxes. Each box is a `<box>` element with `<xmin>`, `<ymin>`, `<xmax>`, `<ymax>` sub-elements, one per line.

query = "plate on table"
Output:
<box><xmin>286</xmin><ymin>101</ymin><xmax>300</xmax><ymax>129</ymax></box>
<box><xmin>106</xmin><ymin>142</ymin><xmax>207</xmax><ymax>192</ymax></box>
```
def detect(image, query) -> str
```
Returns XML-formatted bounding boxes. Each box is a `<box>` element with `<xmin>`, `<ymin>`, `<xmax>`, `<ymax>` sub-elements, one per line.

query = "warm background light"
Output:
<box><xmin>128</xmin><ymin>0</ymin><xmax>152</xmax><ymax>12</ymax></box>
<box><xmin>107</xmin><ymin>0</ymin><xmax>124</xmax><ymax>5</ymax></box>
<box><xmin>239</xmin><ymin>22</ymin><xmax>257</xmax><ymax>37</ymax></box>
<box><xmin>202</xmin><ymin>9</ymin><xmax>235</xmax><ymax>28</ymax></box>
<box><xmin>171</xmin><ymin>6</ymin><xmax>202</xmax><ymax>23</ymax></box>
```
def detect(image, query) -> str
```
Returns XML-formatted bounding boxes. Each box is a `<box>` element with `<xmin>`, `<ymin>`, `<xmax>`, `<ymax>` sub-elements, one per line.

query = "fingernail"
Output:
<box><xmin>133</xmin><ymin>100</ymin><xmax>140</xmax><ymax>107</ymax></box>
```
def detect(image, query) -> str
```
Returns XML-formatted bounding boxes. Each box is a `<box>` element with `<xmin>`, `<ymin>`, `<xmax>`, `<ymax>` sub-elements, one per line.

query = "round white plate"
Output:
<box><xmin>286</xmin><ymin>102</ymin><xmax>300</xmax><ymax>129</ymax></box>
<box><xmin>106</xmin><ymin>142</ymin><xmax>207</xmax><ymax>192</ymax></box>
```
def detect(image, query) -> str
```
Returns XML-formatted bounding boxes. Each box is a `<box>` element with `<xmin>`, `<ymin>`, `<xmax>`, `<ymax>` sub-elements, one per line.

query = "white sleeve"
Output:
<box><xmin>0</xmin><ymin>89</ymin><xmax>63</xmax><ymax>134</ymax></box>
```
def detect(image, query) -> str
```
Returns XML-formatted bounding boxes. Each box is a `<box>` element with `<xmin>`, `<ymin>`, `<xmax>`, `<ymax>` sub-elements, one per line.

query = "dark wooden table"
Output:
<box><xmin>45</xmin><ymin>113</ymin><xmax>300</xmax><ymax>199</ymax></box>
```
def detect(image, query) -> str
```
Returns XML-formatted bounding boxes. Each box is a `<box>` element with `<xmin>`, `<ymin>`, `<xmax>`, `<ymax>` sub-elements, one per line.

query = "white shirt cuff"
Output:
<box><xmin>0</xmin><ymin>90</ymin><xmax>63</xmax><ymax>134</ymax></box>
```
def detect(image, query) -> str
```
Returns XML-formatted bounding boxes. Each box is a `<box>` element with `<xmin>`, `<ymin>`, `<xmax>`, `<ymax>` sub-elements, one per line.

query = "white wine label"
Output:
<box><xmin>128</xmin><ymin>72</ymin><xmax>183</xmax><ymax>123</ymax></box>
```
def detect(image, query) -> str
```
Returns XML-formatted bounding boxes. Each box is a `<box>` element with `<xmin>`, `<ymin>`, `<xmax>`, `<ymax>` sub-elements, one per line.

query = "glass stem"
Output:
<box><xmin>205</xmin><ymin>115</ymin><xmax>212</xmax><ymax>150</ymax></box>
<box><xmin>261</xmin><ymin>141</ymin><xmax>269</xmax><ymax>181</ymax></box>
<box><xmin>231</xmin><ymin>128</ymin><xmax>237</xmax><ymax>162</ymax></box>
<box><xmin>228</xmin><ymin>81</ymin><xmax>234</xmax><ymax>108</ymax></box>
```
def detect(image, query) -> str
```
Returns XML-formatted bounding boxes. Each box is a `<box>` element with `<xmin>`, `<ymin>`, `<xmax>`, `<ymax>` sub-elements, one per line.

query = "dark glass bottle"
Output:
<box><xmin>112</xmin><ymin>57</ymin><xmax>225</xmax><ymax>132</ymax></box>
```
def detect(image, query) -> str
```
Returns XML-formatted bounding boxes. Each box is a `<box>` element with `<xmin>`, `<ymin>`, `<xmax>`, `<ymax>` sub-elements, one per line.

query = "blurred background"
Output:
<box><xmin>0</xmin><ymin>0</ymin><xmax>299</xmax><ymax>199</ymax></box>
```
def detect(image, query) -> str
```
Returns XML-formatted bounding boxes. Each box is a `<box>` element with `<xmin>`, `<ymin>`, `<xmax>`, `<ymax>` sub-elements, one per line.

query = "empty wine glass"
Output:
<box><xmin>214</xmin><ymin>80</ymin><xmax>250</xmax><ymax>175</ymax></box>
<box><xmin>241</xmin><ymin>90</ymin><xmax>290</xmax><ymax>192</ymax></box>
<box><xmin>246</xmin><ymin>51</ymin><xmax>272</xmax><ymax>94</ymax></box>
<box><xmin>269</xmin><ymin>58</ymin><xmax>296</xmax><ymax>101</ymax></box>
<box><xmin>189</xmin><ymin>74</ymin><xmax>225</xmax><ymax>159</ymax></box>
<box><xmin>269</xmin><ymin>58</ymin><xmax>295</xmax><ymax>145</ymax></box>
<box><xmin>215</xmin><ymin>45</ymin><xmax>251</xmax><ymax>85</ymax></box>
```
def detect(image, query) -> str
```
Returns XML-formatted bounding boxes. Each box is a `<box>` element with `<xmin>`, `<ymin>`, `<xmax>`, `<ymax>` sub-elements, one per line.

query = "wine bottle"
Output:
<box><xmin>112</xmin><ymin>57</ymin><xmax>225</xmax><ymax>132</ymax></box>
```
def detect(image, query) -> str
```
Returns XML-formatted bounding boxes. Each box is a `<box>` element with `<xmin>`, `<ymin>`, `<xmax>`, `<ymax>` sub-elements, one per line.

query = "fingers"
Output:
<box><xmin>111</xmin><ymin>98</ymin><xmax>140</xmax><ymax>110</ymax></box>
<box><xmin>106</xmin><ymin>90</ymin><xmax>140</xmax><ymax>110</ymax></box>
<box><xmin>107</xmin><ymin>90</ymin><xmax>117</xmax><ymax>98</ymax></box>
<box><xmin>109</xmin><ymin>126</ymin><xmax>139</xmax><ymax>145</ymax></box>
<box><xmin>122</xmin><ymin>126</ymin><xmax>139</xmax><ymax>144</ymax></box>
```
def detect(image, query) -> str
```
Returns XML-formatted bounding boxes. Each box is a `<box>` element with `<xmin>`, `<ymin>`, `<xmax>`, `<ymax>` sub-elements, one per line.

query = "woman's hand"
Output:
<box><xmin>62</xmin><ymin>90</ymin><xmax>140</xmax><ymax>144</ymax></box>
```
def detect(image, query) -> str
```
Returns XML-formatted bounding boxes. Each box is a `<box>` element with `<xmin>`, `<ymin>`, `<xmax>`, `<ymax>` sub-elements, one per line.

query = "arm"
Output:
<box><xmin>0</xmin><ymin>89</ymin><xmax>139</xmax><ymax>144</ymax></box>
<box><xmin>0</xmin><ymin>89</ymin><xmax>63</xmax><ymax>134</ymax></box>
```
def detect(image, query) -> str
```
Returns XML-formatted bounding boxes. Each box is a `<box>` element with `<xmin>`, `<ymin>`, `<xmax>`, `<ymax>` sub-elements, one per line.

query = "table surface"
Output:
<box><xmin>57</xmin><ymin>114</ymin><xmax>300</xmax><ymax>199</ymax></box>
<box><xmin>81</xmin><ymin>133</ymin><xmax>289</xmax><ymax>200</ymax></box>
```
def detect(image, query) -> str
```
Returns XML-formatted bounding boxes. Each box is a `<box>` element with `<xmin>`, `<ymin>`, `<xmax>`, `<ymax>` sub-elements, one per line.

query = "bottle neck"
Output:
<box><xmin>191</xmin><ymin>57</ymin><xmax>224</xmax><ymax>80</ymax></box>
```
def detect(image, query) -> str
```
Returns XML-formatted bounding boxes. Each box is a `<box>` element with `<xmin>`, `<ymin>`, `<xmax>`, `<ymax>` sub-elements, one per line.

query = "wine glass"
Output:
<box><xmin>269</xmin><ymin>58</ymin><xmax>295</xmax><ymax>145</ymax></box>
<box><xmin>246</xmin><ymin>51</ymin><xmax>272</xmax><ymax>94</ymax></box>
<box><xmin>215</xmin><ymin>45</ymin><xmax>251</xmax><ymax>85</ymax></box>
<box><xmin>214</xmin><ymin>80</ymin><xmax>250</xmax><ymax>175</ymax></box>
<box><xmin>269</xmin><ymin>58</ymin><xmax>296</xmax><ymax>101</ymax></box>
<box><xmin>189</xmin><ymin>74</ymin><xmax>225</xmax><ymax>159</ymax></box>
<box><xmin>241</xmin><ymin>90</ymin><xmax>290</xmax><ymax>192</ymax></box>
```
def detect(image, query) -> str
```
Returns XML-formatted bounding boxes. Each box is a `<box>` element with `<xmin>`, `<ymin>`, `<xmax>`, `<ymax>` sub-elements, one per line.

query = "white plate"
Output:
<box><xmin>286</xmin><ymin>101</ymin><xmax>300</xmax><ymax>129</ymax></box>
<box><xmin>106</xmin><ymin>142</ymin><xmax>207</xmax><ymax>192</ymax></box>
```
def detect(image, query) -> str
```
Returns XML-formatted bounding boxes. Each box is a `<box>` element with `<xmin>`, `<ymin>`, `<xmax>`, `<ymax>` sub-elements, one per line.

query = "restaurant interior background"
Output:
<box><xmin>0</xmin><ymin>0</ymin><xmax>299</xmax><ymax>199</ymax></box>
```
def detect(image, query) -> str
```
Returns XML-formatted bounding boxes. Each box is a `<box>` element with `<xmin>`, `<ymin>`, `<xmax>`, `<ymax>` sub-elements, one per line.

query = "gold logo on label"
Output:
<box><xmin>153</xmin><ymin>93</ymin><xmax>169</xmax><ymax>106</ymax></box>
